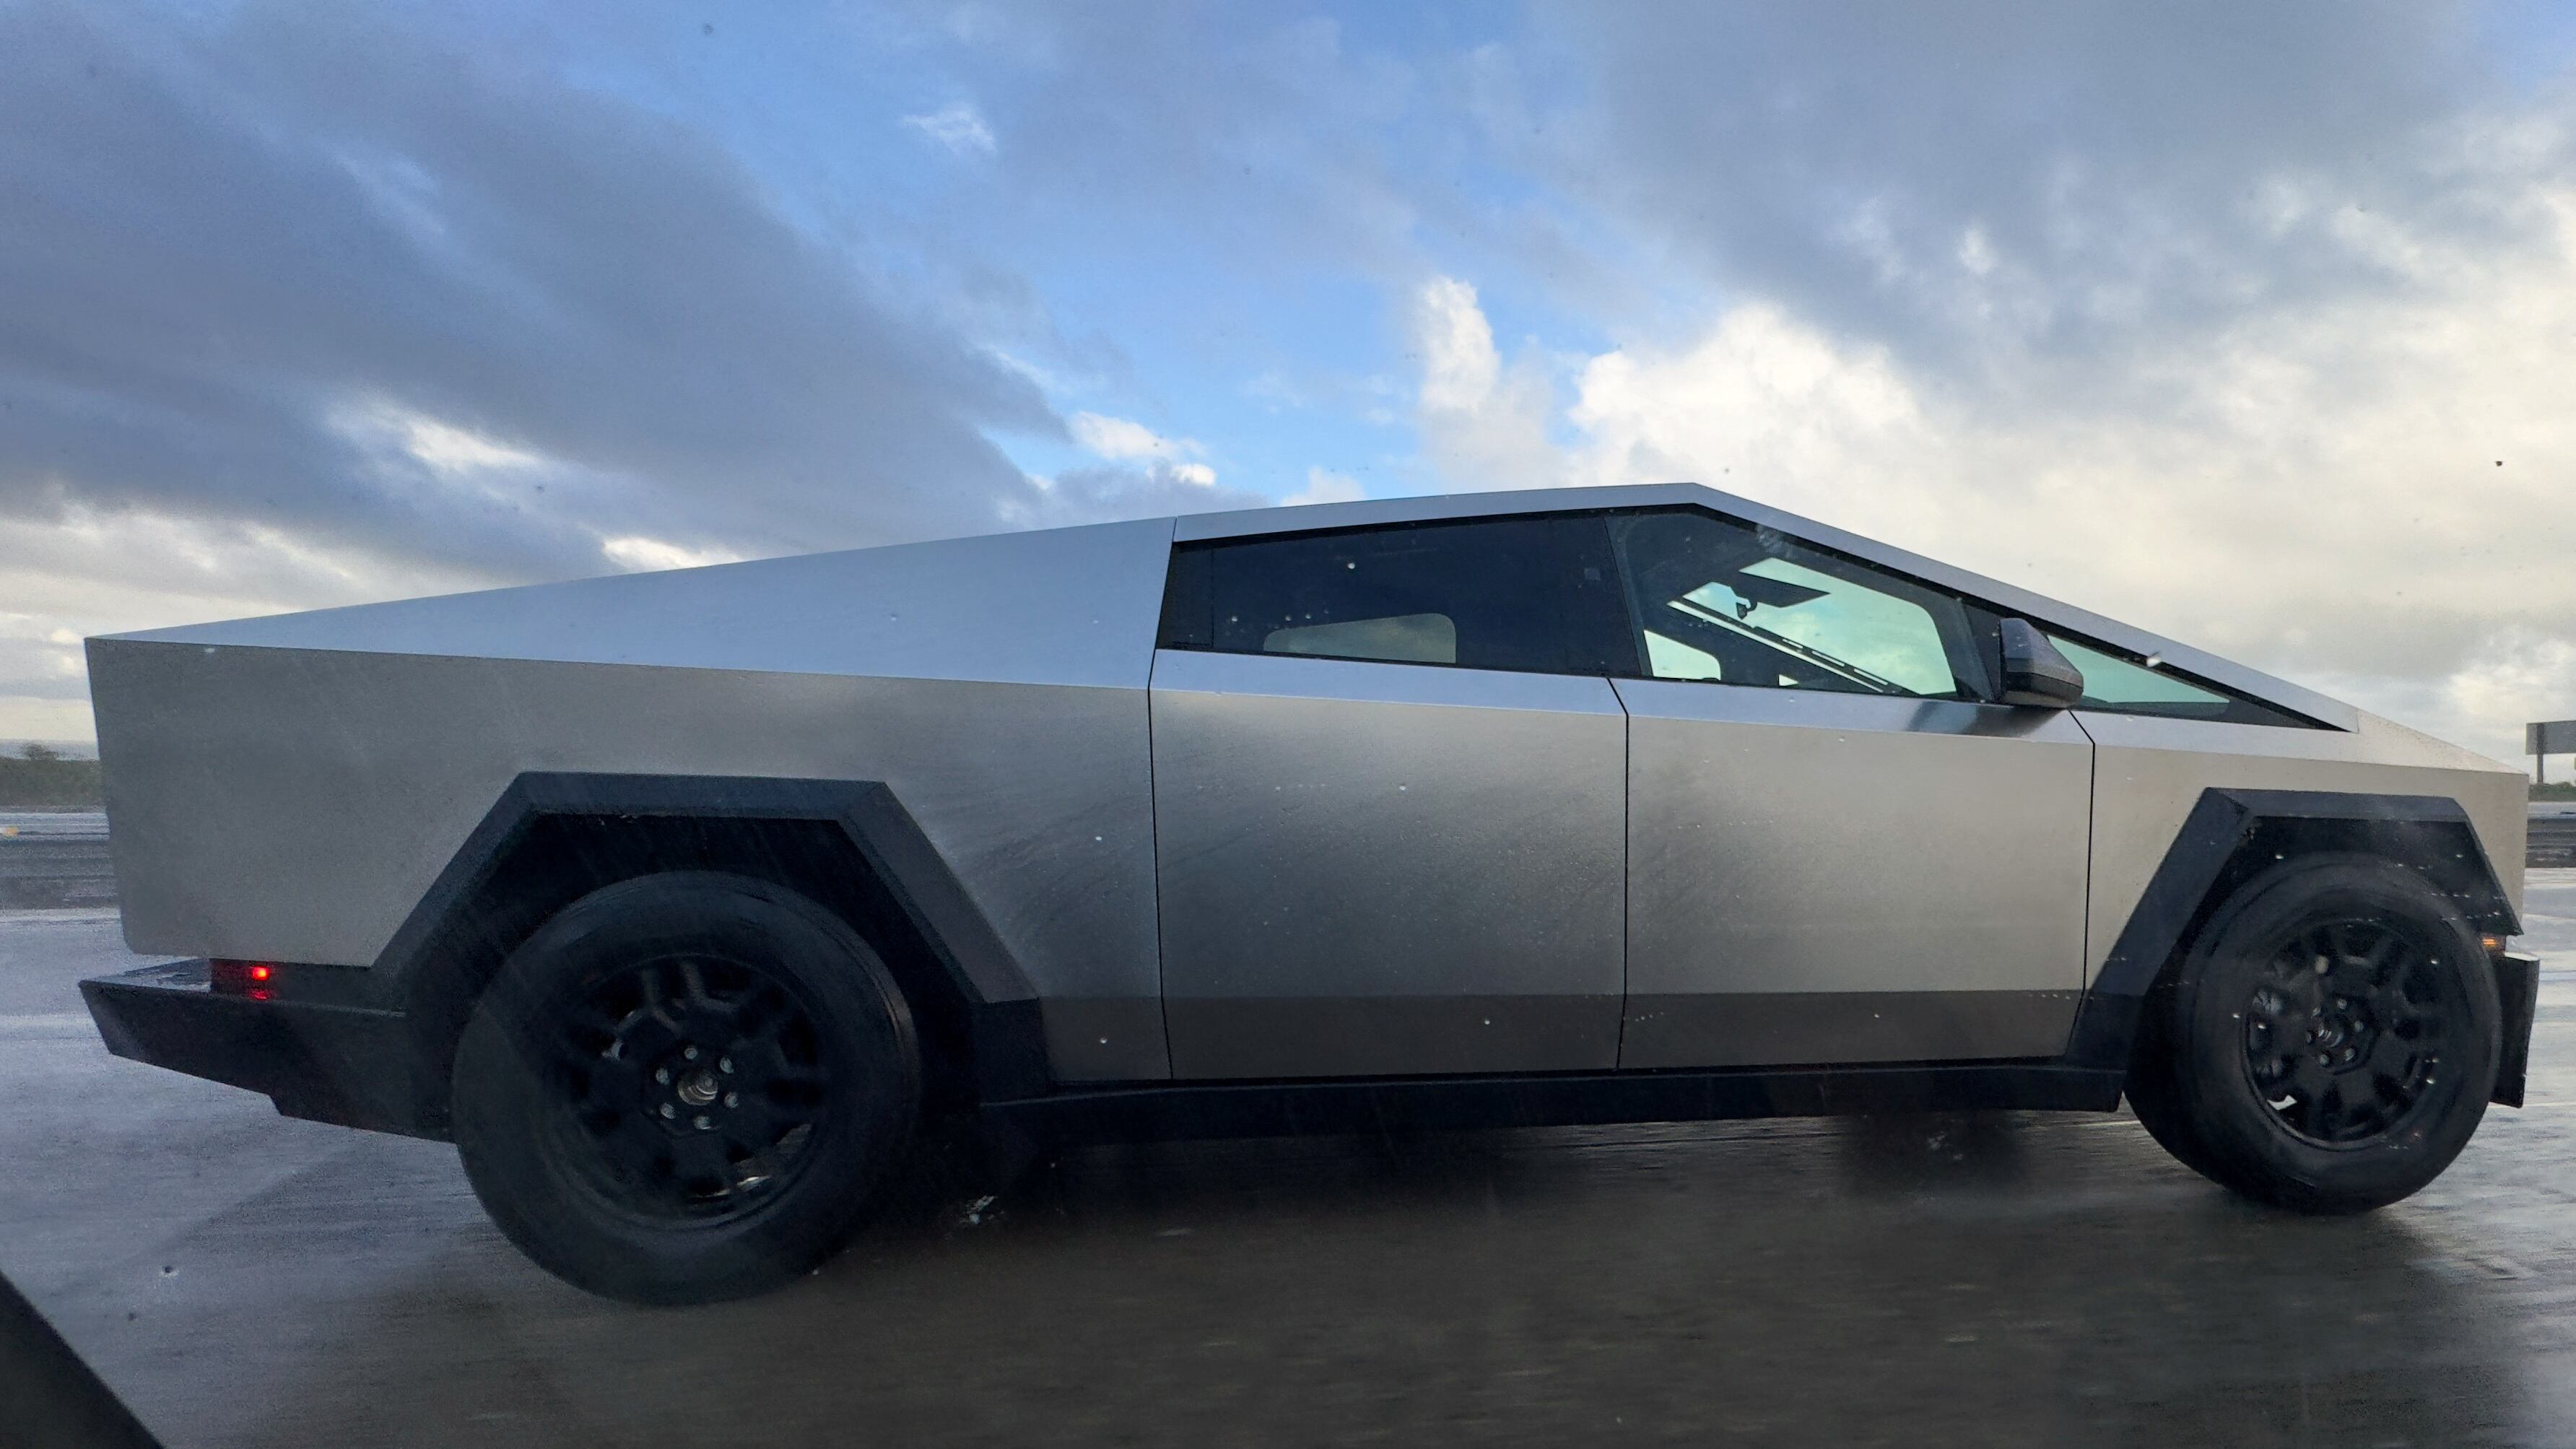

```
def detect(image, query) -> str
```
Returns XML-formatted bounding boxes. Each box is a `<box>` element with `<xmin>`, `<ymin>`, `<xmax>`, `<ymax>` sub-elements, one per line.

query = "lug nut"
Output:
<box><xmin>683</xmin><ymin>1046</ymin><xmax>700</xmax><ymax>1062</ymax></box>
<box><xmin>723</xmin><ymin>1092</ymin><xmax>739</xmax><ymax>1108</ymax></box>
<box><xmin>693</xmin><ymin>1115</ymin><xmax>712</xmax><ymax>1131</ymax></box>
<box><xmin>658</xmin><ymin>1103</ymin><xmax>676</xmax><ymax>1119</ymax></box>
<box><xmin>654</xmin><ymin>1067</ymin><xmax>670</xmax><ymax>1085</ymax></box>
<box><xmin>718</xmin><ymin>1057</ymin><xmax>734</xmax><ymax>1074</ymax></box>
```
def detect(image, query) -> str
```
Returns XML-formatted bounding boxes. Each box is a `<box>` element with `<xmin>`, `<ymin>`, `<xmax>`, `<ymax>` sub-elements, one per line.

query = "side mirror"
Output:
<box><xmin>1998</xmin><ymin>618</ymin><xmax>2085</xmax><ymax>708</ymax></box>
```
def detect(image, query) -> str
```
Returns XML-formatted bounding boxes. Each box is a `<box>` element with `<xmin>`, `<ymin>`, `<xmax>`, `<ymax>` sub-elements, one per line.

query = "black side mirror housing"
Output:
<box><xmin>1998</xmin><ymin>618</ymin><xmax>2085</xmax><ymax>708</ymax></box>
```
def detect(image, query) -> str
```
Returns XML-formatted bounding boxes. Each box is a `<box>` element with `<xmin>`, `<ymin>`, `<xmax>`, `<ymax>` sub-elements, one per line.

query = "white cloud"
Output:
<box><xmin>1416</xmin><ymin>277</ymin><xmax>1500</xmax><ymax>413</ymax></box>
<box><xmin>599</xmin><ymin>536</ymin><xmax>749</xmax><ymax>573</ymax></box>
<box><xmin>329</xmin><ymin>399</ymin><xmax>552</xmax><ymax>498</ymax></box>
<box><xmin>0</xmin><ymin>614</ymin><xmax>85</xmax><ymax>696</ymax></box>
<box><xmin>1284</xmin><ymin>467</ymin><xmax>1365</xmax><ymax>507</ymax></box>
<box><xmin>998</xmin><ymin>463</ymin><xmax>1269</xmax><ymax>530</ymax></box>
<box><xmin>1409</xmin><ymin>277</ymin><xmax>1561</xmax><ymax>492</ymax></box>
<box><xmin>1568</xmin><ymin>304</ymin><xmax>1928</xmax><ymax>492</ymax></box>
<box><xmin>1058</xmin><ymin>417</ymin><xmax>1222</xmax><ymax>487</ymax></box>
<box><xmin>2369</xmin><ymin>630</ymin><xmax>2576</xmax><ymax>768</ymax></box>
<box><xmin>1069</xmin><ymin>411</ymin><xmax>1201</xmax><ymax>462</ymax></box>
<box><xmin>396</xmin><ymin>414</ymin><xmax>543</xmax><ymax>475</ymax></box>
<box><xmin>0</xmin><ymin>698</ymin><xmax>95</xmax><ymax>741</ymax></box>
<box><xmin>904</xmin><ymin>101</ymin><xmax>996</xmax><ymax>156</ymax></box>
<box><xmin>1410</xmin><ymin>216</ymin><xmax>2576</xmax><ymax>766</ymax></box>
<box><xmin>0</xmin><ymin>503</ymin><xmax>505</xmax><ymax>740</ymax></box>
<box><xmin>1956</xmin><ymin>225</ymin><xmax>1998</xmax><ymax>278</ymax></box>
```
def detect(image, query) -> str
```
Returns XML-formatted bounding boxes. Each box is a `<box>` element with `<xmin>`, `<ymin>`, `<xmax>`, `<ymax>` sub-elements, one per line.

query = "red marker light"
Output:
<box><xmin>210</xmin><ymin>960</ymin><xmax>283</xmax><ymax>998</ymax></box>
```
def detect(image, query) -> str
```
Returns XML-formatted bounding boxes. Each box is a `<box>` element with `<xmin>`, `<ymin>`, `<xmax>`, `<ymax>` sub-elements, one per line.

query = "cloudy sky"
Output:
<box><xmin>5</xmin><ymin>1</ymin><xmax>2575</xmax><ymax>766</ymax></box>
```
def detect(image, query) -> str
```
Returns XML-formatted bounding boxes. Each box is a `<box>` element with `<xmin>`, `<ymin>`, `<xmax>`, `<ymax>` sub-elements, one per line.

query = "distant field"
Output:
<box><xmin>0</xmin><ymin>753</ymin><xmax>101</xmax><ymax>811</ymax></box>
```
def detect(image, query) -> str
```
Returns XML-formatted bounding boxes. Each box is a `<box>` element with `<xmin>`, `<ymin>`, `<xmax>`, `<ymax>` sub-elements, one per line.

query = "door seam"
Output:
<box><xmin>1146</xmin><ymin>646</ymin><xmax>1175</xmax><ymax>1080</ymax></box>
<box><xmin>1613</xmin><ymin>675</ymin><xmax>1633</xmax><ymax>1069</ymax></box>
<box><xmin>2069</xmin><ymin>710</ymin><xmax>2101</xmax><ymax>1006</ymax></box>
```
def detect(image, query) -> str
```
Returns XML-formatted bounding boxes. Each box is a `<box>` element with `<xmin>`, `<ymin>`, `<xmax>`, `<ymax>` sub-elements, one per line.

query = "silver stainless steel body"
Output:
<box><xmin>2076</xmin><ymin>710</ymin><xmax>2526</xmax><ymax>980</ymax></box>
<box><xmin>90</xmin><ymin>518</ymin><xmax>1180</xmax><ymax>1082</ymax></box>
<box><xmin>1616</xmin><ymin>682</ymin><xmax>2092</xmax><ymax>1068</ymax></box>
<box><xmin>1151</xmin><ymin>650</ymin><xmax>1626</xmax><ymax>1079</ymax></box>
<box><xmin>82</xmin><ymin>482</ymin><xmax>2528</xmax><ymax>1105</ymax></box>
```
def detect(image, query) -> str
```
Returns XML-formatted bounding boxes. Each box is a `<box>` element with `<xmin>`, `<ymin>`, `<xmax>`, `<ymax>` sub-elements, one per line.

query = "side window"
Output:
<box><xmin>1158</xmin><ymin>515</ymin><xmax>1635</xmax><ymax>675</ymax></box>
<box><xmin>2045</xmin><ymin>635</ymin><xmax>2312</xmax><ymax>727</ymax></box>
<box><xmin>1607</xmin><ymin>509</ymin><xmax>1985</xmax><ymax>698</ymax></box>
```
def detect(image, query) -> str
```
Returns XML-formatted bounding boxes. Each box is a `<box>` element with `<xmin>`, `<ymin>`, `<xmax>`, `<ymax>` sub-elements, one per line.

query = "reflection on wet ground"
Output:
<box><xmin>3</xmin><ymin>872</ymin><xmax>2574</xmax><ymax>1447</ymax></box>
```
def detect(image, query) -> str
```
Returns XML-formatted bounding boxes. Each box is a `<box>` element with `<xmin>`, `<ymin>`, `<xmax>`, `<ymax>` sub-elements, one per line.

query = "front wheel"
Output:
<box><xmin>452</xmin><ymin>872</ymin><xmax>921</xmax><ymax>1304</ymax></box>
<box><xmin>2127</xmin><ymin>854</ymin><xmax>2499</xmax><ymax>1214</ymax></box>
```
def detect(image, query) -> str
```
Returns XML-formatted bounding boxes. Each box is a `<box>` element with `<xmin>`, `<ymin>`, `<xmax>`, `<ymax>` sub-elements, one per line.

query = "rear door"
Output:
<box><xmin>1606</xmin><ymin>507</ymin><xmax>2095</xmax><ymax>1069</ymax></box>
<box><xmin>1150</xmin><ymin>514</ymin><xmax>1633</xmax><ymax>1080</ymax></box>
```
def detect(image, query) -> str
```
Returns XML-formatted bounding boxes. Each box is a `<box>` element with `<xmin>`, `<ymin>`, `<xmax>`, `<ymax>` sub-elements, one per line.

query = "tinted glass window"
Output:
<box><xmin>2047</xmin><ymin>634</ymin><xmax>2312</xmax><ymax>726</ymax></box>
<box><xmin>1159</xmin><ymin>515</ymin><xmax>1634</xmax><ymax>675</ymax></box>
<box><xmin>1609</xmin><ymin>510</ymin><xmax>1984</xmax><ymax>697</ymax></box>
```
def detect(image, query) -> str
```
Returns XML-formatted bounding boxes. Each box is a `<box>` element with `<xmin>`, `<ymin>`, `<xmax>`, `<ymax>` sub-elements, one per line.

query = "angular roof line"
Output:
<box><xmin>104</xmin><ymin>477</ymin><xmax>2354</xmax><ymax>730</ymax></box>
<box><xmin>1173</xmin><ymin>481</ymin><xmax>1707</xmax><ymax>541</ymax></box>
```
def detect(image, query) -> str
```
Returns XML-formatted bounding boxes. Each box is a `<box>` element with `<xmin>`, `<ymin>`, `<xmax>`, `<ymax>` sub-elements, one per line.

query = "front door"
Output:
<box><xmin>1605</xmin><ymin>508</ymin><xmax>2095</xmax><ymax>1069</ymax></box>
<box><xmin>1150</xmin><ymin>514</ymin><xmax>1634</xmax><ymax>1080</ymax></box>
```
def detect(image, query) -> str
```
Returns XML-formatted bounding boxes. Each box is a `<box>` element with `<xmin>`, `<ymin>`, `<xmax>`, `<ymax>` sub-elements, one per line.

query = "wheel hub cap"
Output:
<box><xmin>2240</xmin><ymin>918</ymin><xmax>2453</xmax><ymax>1146</ymax></box>
<box><xmin>544</xmin><ymin>955</ymin><xmax>830</xmax><ymax>1220</ymax></box>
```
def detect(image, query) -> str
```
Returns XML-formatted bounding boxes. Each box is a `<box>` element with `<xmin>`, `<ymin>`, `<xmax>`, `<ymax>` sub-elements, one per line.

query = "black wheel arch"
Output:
<box><xmin>2069</xmin><ymin>788</ymin><xmax>2526</xmax><ymax>1101</ymax></box>
<box><xmin>372</xmin><ymin>773</ymin><xmax>1048</xmax><ymax>1138</ymax></box>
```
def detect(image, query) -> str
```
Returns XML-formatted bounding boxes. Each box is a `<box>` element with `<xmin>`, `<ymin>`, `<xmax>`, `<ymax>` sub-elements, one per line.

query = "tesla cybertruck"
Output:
<box><xmin>79</xmin><ymin>483</ymin><xmax>2536</xmax><ymax>1302</ymax></box>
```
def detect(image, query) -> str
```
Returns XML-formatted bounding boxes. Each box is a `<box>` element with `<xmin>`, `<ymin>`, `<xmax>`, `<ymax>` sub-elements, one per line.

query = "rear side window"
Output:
<box><xmin>1157</xmin><ymin>515</ymin><xmax>1636</xmax><ymax>675</ymax></box>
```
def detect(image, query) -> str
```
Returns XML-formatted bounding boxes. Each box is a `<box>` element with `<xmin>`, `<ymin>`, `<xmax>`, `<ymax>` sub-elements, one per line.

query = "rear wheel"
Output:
<box><xmin>453</xmin><ymin>872</ymin><xmax>921</xmax><ymax>1304</ymax></box>
<box><xmin>2128</xmin><ymin>854</ymin><xmax>2498</xmax><ymax>1213</ymax></box>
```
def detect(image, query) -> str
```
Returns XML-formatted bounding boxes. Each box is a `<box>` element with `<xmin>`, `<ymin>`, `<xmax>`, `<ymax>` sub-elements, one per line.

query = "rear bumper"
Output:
<box><xmin>79</xmin><ymin>961</ymin><xmax>441</xmax><ymax>1139</ymax></box>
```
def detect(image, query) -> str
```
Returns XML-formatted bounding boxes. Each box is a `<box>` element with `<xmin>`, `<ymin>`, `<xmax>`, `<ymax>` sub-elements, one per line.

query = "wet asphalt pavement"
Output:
<box><xmin>2</xmin><ymin>873</ymin><xmax>2575</xmax><ymax>1447</ymax></box>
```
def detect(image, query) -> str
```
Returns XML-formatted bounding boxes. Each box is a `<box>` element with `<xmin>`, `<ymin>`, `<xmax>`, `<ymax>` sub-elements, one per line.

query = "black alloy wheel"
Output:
<box><xmin>2237</xmin><ymin>916</ymin><xmax>2459</xmax><ymax>1147</ymax></box>
<box><xmin>453</xmin><ymin>872</ymin><xmax>920</xmax><ymax>1304</ymax></box>
<box><xmin>2125</xmin><ymin>853</ymin><xmax>2499</xmax><ymax>1214</ymax></box>
<box><xmin>547</xmin><ymin>953</ymin><xmax>830</xmax><ymax>1222</ymax></box>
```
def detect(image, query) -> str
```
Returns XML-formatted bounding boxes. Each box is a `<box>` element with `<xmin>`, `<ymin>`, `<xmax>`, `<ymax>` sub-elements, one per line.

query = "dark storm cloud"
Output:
<box><xmin>0</xmin><ymin>2</ymin><xmax>1069</xmax><ymax>579</ymax></box>
<box><xmin>1520</xmin><ymin>1</ymin><xmax>2563</xmax><ymax>377</ymax></box>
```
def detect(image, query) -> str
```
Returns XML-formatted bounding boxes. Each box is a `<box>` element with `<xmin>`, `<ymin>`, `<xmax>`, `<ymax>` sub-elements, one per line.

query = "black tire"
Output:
<box><xmin>452</xmin><ymin>872</ymin><xmax>921</xmax><ymax>1304</ymax></box>
<box><xmin>2121</xmin><ymin>983</ymin><xmax>2227</xmax><ymax>1183</ymax></box>
<box><xmin>2128</xmin><ymin>853</ymin><xmax>2499</xmax><ymax>1213</ymax></box>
